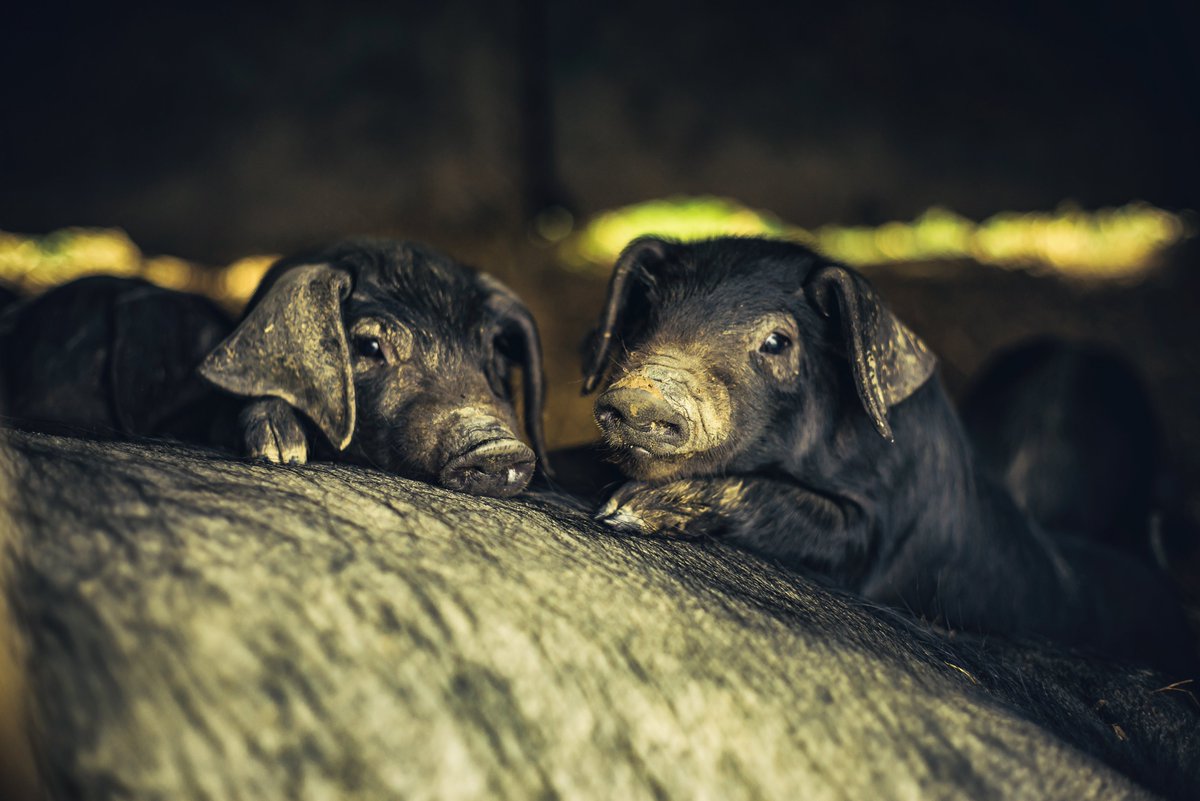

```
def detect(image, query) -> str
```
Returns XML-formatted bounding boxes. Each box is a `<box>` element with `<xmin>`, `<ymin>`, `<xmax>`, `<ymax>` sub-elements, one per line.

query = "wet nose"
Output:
<box><xmin>595</xmin><ymin>387</ymin><xmax>687</xmax><ymax>447</ymax></box>
<box><xmin>440</xmin><ymin>438</ymin><xmax>536</xmax><ymax>498</ymax></box>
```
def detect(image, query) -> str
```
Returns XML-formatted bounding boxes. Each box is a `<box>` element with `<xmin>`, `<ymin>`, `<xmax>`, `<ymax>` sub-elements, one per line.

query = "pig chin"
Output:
<box><xmin>611</xmin><ymin>442</ymin><xmax>736</xmax><ymax>482</ymax></box>
<box><xmin>601</xmin><ymin>425</ymin><xmax>735</xmax><ymax>482</ymax></box>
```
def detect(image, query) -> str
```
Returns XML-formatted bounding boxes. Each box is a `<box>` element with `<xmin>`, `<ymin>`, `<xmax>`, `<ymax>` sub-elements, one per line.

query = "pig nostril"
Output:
<box><xmin>644</xmin><ymin>419</ymin><xmax>685</xmax><ymax>445</ymax></box>
<box><xmin>650</xmin><ymin>420</ymin><xmax>681</xmax><ymax>438</ymax></box>
<box><xmin>596</xmin><ymin>407</ymin><xmax>619</xmax><ymax>429</ymax></box>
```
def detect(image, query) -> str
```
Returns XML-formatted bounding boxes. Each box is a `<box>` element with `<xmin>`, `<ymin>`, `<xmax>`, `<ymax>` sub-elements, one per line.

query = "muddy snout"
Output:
<box><xmin>440</xmin><ymin>432</ymin><xmax>535</xmax><ymax>498</ymax></box>
<box><xmin>595</xmin><ymin>387</ymin><xmax>688</xmax><ymax>451</ymax></box>
<box><xmin>595</xmin><ymin>358</ymin><xmax>733</xmax><ymax>460</ymax></box>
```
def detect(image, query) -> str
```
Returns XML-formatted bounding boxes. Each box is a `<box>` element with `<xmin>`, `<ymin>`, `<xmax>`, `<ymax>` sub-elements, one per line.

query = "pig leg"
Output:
<box><xmin>239</xmin><ymin>398</ymin><xmax>309</xmax><ymax>465</ymax></box>
<box><xmin>597</xmin><ymin>477</ymin><xmax>873</xmax><ymax>579</ymax></box>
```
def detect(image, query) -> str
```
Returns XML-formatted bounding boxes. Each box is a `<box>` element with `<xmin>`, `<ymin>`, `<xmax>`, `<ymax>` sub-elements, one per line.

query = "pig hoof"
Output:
<box><xmin>595</xmin><ymin>483</ymin><xmax>650</xmax><ymax>532</ymax></box>
<box><xmin>246</xmin><ymin>420</ymin><xmax>308</xmax><ymax>465</ymax></box>
<box><xmin>599</xmin><ymin>507</ymin><xmax>695</xmax><ymax>538</ymax></box>
<box><xmin>596</xmin><ymin>483</ymin><xmax>703</xmax><ymax>539</ymax></box>
<box><xmin>595</xmin><ymin>506</ymin><xmax>650</xmax><ymax>534</ymax></box>
<box><xmin>241</xmin><ymin>400</ymin><xmax>308</xmax><ymax>465</ymax></box>
<box><xmin>590</xmin><ymin>482</ymin><xmax>720</xmax><ymax>537</ymax></box>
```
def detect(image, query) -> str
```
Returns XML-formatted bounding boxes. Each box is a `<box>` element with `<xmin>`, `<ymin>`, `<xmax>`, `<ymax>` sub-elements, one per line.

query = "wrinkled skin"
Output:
<box><xmin>202</xmin><ymin>239</ymin><xmax>549</xmax><ymax>498</ymax></box>
<box><xmin>584</xmin><ymin>236</ymin><xmax>1196</xmax><ymax>673</ymax></box>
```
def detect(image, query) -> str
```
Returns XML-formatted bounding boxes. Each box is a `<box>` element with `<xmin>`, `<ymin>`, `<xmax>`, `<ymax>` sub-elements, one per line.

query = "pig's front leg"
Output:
<box><xmin>240</xmin><ymin>398</ymin><xmax>309</xmax><ymax>465</ymax></box>
<box><xmin>596</xmin><ymin>477</ymin><xmax>874</xmax><ymax>579</ymax></box>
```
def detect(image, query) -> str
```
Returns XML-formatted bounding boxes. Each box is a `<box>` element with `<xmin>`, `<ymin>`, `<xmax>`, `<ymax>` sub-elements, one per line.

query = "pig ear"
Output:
<box><xmin>804</xmin><ymin>264</ymin><xmax>936</xmax><ymax>441</ymax></box>
<box><xmin>478</xmin><ymin>272</ymin><xmax>554</xmax><ymax>478</ymax></box>
<box><xmin>199</xmin><ymin>263</ymin><xmax>356</xmax><ymax>450</ymax></box>
<box><xmin>582</xmin><ymin>236</ymin><xmax>672</xmax><ymax>394</ymax></box>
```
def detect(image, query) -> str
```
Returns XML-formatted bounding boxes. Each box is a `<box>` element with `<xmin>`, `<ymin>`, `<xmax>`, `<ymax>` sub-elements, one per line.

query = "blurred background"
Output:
<box><xmin>2</xmin><ymin>1</ymin><xmax>1199</xmax><ymax>607</ymax></box>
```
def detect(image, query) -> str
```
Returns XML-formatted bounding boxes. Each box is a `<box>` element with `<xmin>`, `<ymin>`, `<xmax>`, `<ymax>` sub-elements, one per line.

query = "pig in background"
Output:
<box><xmin>960</xmin><ymin>338</ymin><xmax>1174</xmax><ymax>561</ymax></box>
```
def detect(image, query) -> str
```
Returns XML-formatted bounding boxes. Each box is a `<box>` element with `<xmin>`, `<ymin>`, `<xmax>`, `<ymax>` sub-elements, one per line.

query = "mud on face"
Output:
<box><xmin>591</xmin><ymin>275</ymin><xmax>811</xmax><ymax>481</ymax></box>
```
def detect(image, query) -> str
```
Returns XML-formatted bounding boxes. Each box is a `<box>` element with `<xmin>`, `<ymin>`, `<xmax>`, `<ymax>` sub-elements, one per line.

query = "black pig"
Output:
<box><xmin>200</xmin><ymin>239</ymin><xmax>551</xmax><ymax>497</ymax></box>
<box><xmin>7</xmin><ymin>428</ymin><xmax>1200</xmax><ymax>801</ymax></box>
<box><xmin>961</xmin><ymin>338</ymin><xmax>1162</xmax><ymax>557</ymax></box>
<box><xmin>584</xmin><ymin>236</ymin><xmax>1194</xmax><ymax>671</ymax></box>
<box><xmin>0</xmin><ymin>276</ymin><xmax>235</xmax><ymax>444</ymax></box>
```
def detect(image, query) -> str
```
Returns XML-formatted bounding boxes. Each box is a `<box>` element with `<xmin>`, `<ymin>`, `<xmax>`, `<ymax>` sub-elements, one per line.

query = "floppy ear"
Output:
<box><xmin>478</xmin><ymin>272</ymin><xmax>554</xmax><ymax>478</ymax></box>
<box><xmin>581</xmin><ymin>236</ymin><xmax>672</xmax><ymax>394</ymax></box>
<box><xmin>111</xmin><ymin>286</ymin><xmax>234</xmax><ymax>435</ymax></box>
<box><xmin>198</xmin><ymin>263</ymin><xmax>356</xmax><ymax>450</ymax></box>
<box><xmin>804</xmin><ymin>264</ymin><xmax>936</xmax><ymax>441</ymax></box>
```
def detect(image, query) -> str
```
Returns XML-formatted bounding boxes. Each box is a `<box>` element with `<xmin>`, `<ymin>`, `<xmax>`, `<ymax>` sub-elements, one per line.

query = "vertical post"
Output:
<box><xmin>516</xmin><ymin>0</ymin><xmax>570</xmax><ymax>225</ymax></box>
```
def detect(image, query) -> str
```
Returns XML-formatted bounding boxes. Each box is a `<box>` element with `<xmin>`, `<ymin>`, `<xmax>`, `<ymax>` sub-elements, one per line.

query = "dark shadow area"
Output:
<box><xmin>2</xmin><ymin>0</ymin><xmax>1198</xmax><ymax>257</ymax></box>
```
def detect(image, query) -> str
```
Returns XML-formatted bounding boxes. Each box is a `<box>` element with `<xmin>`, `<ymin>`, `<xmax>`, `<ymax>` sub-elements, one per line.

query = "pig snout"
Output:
<box><xmin>595</xmin><ymin>387</ymin><xmax>688</xmax><ymax>451</ymax></box>
<box><xmin>439</xmin><ymin>417</ymin><xmax>535</xmax><ymax>498</ymax></box>
<box><xmin>594</xmin><ymin>352</ymin><xmax>733</xmax><ymax>461</ymax></box>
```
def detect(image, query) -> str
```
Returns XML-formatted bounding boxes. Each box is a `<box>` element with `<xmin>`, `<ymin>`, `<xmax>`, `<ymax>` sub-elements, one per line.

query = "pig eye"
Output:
<box><xmin>759</xmin><ymin>332</ymin><xmax>792</xmax><ymax>355</ymax></box>
<box><xmin>353</xmin><ymin>336</ymin><xmax>385</xmax><ymax>361</ymax></box>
